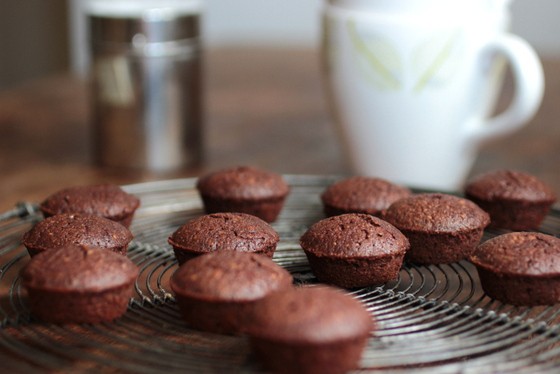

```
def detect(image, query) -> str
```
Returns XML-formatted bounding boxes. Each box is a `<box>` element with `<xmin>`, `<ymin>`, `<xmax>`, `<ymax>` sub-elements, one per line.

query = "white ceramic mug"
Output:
<box><xmin>322</xmin><ymin>0</ymin><xmax>544</xmax><ymax>191</ymax></box>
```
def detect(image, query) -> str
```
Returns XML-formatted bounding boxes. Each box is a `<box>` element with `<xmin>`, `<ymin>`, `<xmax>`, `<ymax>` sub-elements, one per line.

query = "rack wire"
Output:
<box><xmin>1</xmin><ymin>175</ymin><xmax>560</xmax><ymax>373</ymax></box>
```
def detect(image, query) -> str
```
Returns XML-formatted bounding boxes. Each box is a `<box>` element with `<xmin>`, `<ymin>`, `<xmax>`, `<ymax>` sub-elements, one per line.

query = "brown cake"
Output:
<box><xmin>465</xmin><ymin>170</ymin><xmax>557</xmax><ymax>230</ymax></box>
<box><xmin>196</xmin><ymin>166</ymin><xmax>290</xmax><ymax>222</ymax></box>
<box><xmin>246</xmin><ymin>286</ymin><xmax>373</xmax><ymax>374</ymax></box>
<box><xmin>168</xmin><ymin>212</ymin><xmax>280</xmax><ymax>265</ymax></box>
<box><xmin>21</xmin><ymin>245</ymin><xmax>139</xmax><ymax>324</ymax></box>
<box><xmin>22</xmin><ymin>213</ymin><xmax>133</xmax><ymax>257</ymax></box>
<box><xmin>382</xmin><ymin>193</ymin><xmax>490</xmax><ymax>264</ymax></box>
<box><xmin>300</xmin><ymin>213</ymin><xmax>409</xmax><ymax>288</ymax></box>
<box><xmin>39</xmin><ymin>184</ymin><xmax>140</xmax><ymax>228</ymax></box>
<box><xmin>470</xmin><ymin>232</ymin><xmax>560</xmax><ymax>305</ymax></box>
<box><xmin>170</xmin><ymin>251</ymin><xmax>293</xmax><ymax>334</ymax></box>
<box><xmin>321</xmin><ymin>176</ymin><xmax>411</xmax><ymax>217</ymax></box>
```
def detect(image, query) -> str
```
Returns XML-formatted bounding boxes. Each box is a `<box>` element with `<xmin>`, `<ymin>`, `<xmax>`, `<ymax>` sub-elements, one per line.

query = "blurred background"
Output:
<box><xmin>0</xmin><ymin>0</ymin><xmax>559</xmax><ymax>210</ymax></box>
<box><xmin>0</xmin><ymin>0</ymin><xmax>559</xmax><ymax>89</ymax></box>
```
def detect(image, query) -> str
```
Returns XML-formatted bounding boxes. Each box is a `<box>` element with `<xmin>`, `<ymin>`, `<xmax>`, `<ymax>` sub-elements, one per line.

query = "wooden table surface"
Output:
<box><xmin>0</xmin><ymin>47</ymin><xmax>559</xmax><ymax>211</ymax></box>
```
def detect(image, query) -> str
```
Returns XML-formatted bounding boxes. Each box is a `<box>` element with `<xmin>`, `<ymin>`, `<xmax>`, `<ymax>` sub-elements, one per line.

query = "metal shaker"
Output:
<box><xmin>88</xmin><ymin>1</ymin><xmax>202</xmax><ymax>171</ymax></box>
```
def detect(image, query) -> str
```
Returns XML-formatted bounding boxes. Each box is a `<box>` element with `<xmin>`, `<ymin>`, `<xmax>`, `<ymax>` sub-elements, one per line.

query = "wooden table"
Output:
<box><xmin>0</xmin><ymin>48</ymin><xmax>559</xmax><ymax>373</ymax></box>
<box><xmin>0</xmin><ymin>47</ymin><xmax>559</xmax><ymax>211</ymax></box>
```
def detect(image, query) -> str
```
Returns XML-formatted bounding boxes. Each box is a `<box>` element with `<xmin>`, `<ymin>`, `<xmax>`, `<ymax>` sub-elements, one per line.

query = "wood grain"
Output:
<box><xmin>0</xmin><ymin>47</ymin><xmax>558</xmax><ymax>211</ymax></box>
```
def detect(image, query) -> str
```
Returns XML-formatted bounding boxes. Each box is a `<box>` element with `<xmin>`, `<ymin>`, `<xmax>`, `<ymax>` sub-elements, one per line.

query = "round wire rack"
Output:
<box><xmin>1</xmin><ymin>175</ymin><xmax>560</xmax><ymax>373</ymax></box>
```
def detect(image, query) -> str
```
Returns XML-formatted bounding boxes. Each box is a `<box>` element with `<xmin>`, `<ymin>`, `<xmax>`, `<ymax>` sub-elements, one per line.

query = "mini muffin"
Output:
<box><xmin>196</xmin><ymin>166</ymin><xmax>289</xmax><ymax>222</ymax></box>
<box><xmin>470</xmin><ymin>232</ymin><xmax>560</xmax><ymax>306</ymax></box>
<box><xmin>300</xmin><ymin>213</ymin><xmax>409</xmax><ymax>288</ymax></box>
<box><xmin>465</xmin><ymin>170</ymin><xmax>557</xmax><ymax>230</ymax></box>
<box><xmin>170</xmin><ymin>251</ymin><xmax>293</xmax><ymax>334</ymax></box>
<box><xmin>39</xmin><ymin>184</ymin><xmax>140</xmax><ymax>228</ymax></box>
<box><xmin>168</xmin><ymin>212</ymin><xmax>280</xmax><ymax>265</ymax></box>
<box><xmin>321</xmin><ymin>176</ymin><xmax>411</xmax><ymax>217</ymax></box>
<box><xmin>21</xmin><ymin>245</ymin><xmax>139</xmax><ymax>324</ymax></box>
<box><xmin>382</xmin><ymin>193</ymin><xmax>490</xmax><ymax>264</ymax></box>
<box><xmin>22</xmin><ymin>213</ymin><xmax>133</xmax><ymax>257</ymax></box>
<box><xmin>246</xmin><ymin>286</ymin><xmax>373</xmax><ymax>374</ymax></box>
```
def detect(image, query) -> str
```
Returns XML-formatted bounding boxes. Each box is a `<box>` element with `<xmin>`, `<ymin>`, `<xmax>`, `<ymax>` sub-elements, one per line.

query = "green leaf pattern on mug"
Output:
<box><xmin>347</xmin><ymin>18</ymin><xmax>463</xmax><ymax>93</ymax></box>
<box><xmin>348</xmin><ymin>20</ymin><xmax>402</xmax><ymax>91</ymax></box>
<box><xmin>412</xmin><ymin>31</ymin><xmax>462</xmax><ymax>93</ymax></box>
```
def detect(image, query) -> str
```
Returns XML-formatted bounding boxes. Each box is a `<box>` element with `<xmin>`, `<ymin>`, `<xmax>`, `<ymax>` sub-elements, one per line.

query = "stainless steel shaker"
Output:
<box><xmin>88</xmin><ymin>1</ymin><xmax>202</xmax><ymax>171</ymax></box>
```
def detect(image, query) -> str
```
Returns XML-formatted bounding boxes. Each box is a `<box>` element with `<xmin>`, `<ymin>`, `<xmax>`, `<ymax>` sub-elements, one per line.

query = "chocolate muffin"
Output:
<box><xmin>246</xmin><ymin>286</ymin><xmax>373</xmax><ymax>374</ymax></box>
<box><xmin>196</xmin><ymin>166</ymin><xmax>289</xmax><ymax>222</ymax></box>
<box><xmin>470</xmin><ymin>232</ymin><xmax>560</xmax><ymax>305</ymax></box>
<box><xmin>168</xmin><ymin>212</ymin><xmax>280</xmax><ymax>265</ymax></box>
<box><xmin>170</xmin><ymin>251</ymin><xmax>293</xmax><ymax>334</ymax></box>
<box><xmin>321</xmin><ymin>176</ymin><xmax>411</xmax><ymax>217</ymax></box>
<box><xmin>39</xmin><ymin>184</ymin><xmax>140</xmax><ymax>228</ymax></box>
<box><xmin>465</xmin><ymin>170</ymin><xmax>557</xmax><ymax>230</ymax></box>
<box><xmin>21</xmin><ymin>245</ymin><xmax>139</xmax><ymax>324</ymax></box>
<box><xmin>300</xmin><ymin>213</ymin><xmax>409</xmax><ymax>288</ymax></box>
<box><xmin>22</xmin><ymin>213</ymin><xmax>133</xmax><ymax>257</ymax></box>
<box><xmin>382</xmin><ymin>193</ymin><xmax>490</xmax><ymax>264</ymax></box>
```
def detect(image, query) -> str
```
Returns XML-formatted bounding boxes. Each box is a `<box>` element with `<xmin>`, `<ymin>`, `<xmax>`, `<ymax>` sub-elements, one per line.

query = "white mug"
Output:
<box><xmin>322</xmin><ymin>0</ymin><xmax>544</xmax><ymax>191</ymax></box>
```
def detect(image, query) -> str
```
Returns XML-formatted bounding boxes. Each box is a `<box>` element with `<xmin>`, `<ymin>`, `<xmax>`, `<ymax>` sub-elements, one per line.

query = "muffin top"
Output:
<box><xmin>321</xmin><ymin>176</ymin><xmax>411</xmax><ymax>215</ymax></box>
<box><xmin>246</xmin><ymin>286</ymin><xmax>373</xmax><ymax>344</ymax></box>
<box><xmin>22</xmin><ymin>213</ymin><xmax>133</xmax><ymax>252</ymax></box>
<box><xmin>168</xmin><ymin>212</ymin><xmax>279</xmax><ymax>253</ymax></box>
<box><xmin>196</xmin><ymin>166</ymin><xmax>289</xmax><ymax>200</ymax></box>
<box><xmin>21</xmin><ymin>245</ymin><xmax>138</xmax><ymax>292</ymax></box>
<box><xmin>39</xmin><ymin>184</ymin><xmax>140</xmax><ymax>221</ymax></box>
<box><xmin>170</xmin><ymin>251</ymin><xmax>292</xmax><ymax>302</ymax></box>
<box><xmin>465</xmin><ymin>170</ymin><xmax>557</xmax><ymax>203</ymax></box>
<box><xmin>382</xmin><ymin>193</ymin><xmax>490</xmax><ymax>233</ymax></box>
<box><xmin>470</xmin><ymin>232</ymin><xmax>560</xmax><ymax>277</ymax></box>
<box><xmin>300</xmin><ymin>213</ymin><xmax>409</xmax><ymax>258</ymax></box>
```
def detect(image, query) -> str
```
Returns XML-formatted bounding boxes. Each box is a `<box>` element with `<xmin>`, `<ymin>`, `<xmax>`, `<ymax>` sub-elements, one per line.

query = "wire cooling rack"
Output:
<box><xmin>1</xmin><ymin>175</ymin><xmax>560</xmax><ymax>373</ymax></box>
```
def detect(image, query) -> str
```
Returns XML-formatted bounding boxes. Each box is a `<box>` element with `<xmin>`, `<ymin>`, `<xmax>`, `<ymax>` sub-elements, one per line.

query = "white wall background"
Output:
<box><xmin>202</xmin><ymin>0</ymin><xmax>560</xmax><ymax>56</ymax></box>
<box><xmin>202</xmin><ymin>0</ymin><xmax>322</xmax><ymax>47</ymax></box>
<box><xmin>70</xmin><ymin>0</ymin><xmax>560</xmax><ymax>74</ymax></box>
<box><xmin>201</xmin><ymin>0</ymin><xmax>560</xmax><ymax>55</ymax></box>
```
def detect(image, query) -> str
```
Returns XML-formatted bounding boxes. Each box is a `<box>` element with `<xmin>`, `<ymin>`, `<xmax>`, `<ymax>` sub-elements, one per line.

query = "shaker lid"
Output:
<box><xmin>87</xmin><ymin>0</ymin><xmax>201</xmax><ymax>43</ymax></box>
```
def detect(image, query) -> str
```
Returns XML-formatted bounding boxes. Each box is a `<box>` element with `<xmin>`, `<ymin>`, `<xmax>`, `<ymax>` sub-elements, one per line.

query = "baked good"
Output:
<box><xmin>300</xmin><ymin>213</ymin><xmax>409</xmax><ymax>288</ymax></box>
<box><xmin>321</xmin><ymin>176</ymin><xmax>411</xmax><ymax>217</ymax></box>
<box><xmin>22</xmin><ymin>213</ymin><xmax>133</xmax><ymax>257</ymax></box>
<box><xmin>246</xmin><ymin>286</ymin><xmax>373</xmax><ymax>374</ymax></box>
<box><xmin>382</xmin><ymin>193</ymin><xmax>490</xmax><ymax>264</ymax></box>
<box><xmin>196</xmin><ymin>166</ymin><xmax>289</xmax><ymax>222</ymax></box>
<box><xmin>470</xmin><ymin>232</ymin><xmax>560</xmax><ymax>305</ymax></box>
<box><xmin>168</xmin><ymin>212</ymin><xmax>280</xmax><ymax>264</ymax></box>
<box><xmin>21</xmin><ymin>245</ymin><xmax>139</xmax><ymax>324</ymax></box>
<box><xmin>170</xmin><ymin>251</ymin><xmax>293</xmax><ymax>334</ymax></box>
<box><xmin>465</xmin><ymin>170</ymin><xmax>557</xmax><ymax>230</ymax></box>
<box><xmin>39</xmin><ymin>184</ymin><xmax>140</xmax><ymax>228</ymax></box>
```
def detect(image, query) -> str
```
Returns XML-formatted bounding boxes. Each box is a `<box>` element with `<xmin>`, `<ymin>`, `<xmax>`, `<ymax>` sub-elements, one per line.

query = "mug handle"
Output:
<box><xmin>464</xmin><ymin>34</ymin><xmax>544</xmax><ymax>143</ymax></box>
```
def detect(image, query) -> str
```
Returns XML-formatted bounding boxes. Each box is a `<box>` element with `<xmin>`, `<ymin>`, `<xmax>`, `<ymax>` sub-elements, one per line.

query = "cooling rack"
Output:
<box><xmin>1</xmin><ymin>175</ymin><xmax>560</xmax><ymax>373</ymax></box>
